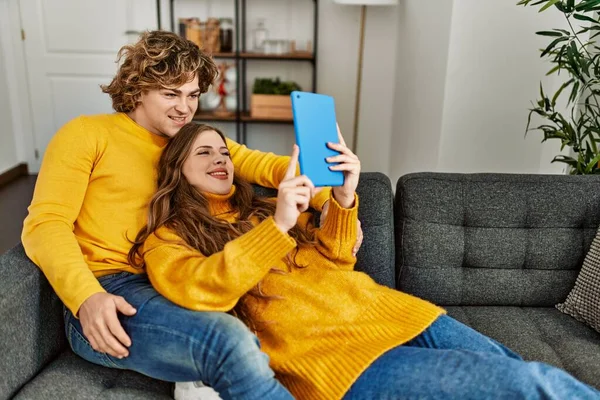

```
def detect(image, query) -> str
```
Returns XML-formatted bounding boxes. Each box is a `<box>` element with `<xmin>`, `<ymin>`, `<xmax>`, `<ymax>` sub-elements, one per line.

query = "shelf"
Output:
<box><xmin>240</xmin><ymin>112</ymin><xmax>293</xmax><ymax>124</ymax></box>
<box><xmin>193</xmin><ymin>111</ymin><xmax>237</xmax><ymax>122</ymax></box>
<box><xmin>193</xmin><ymin>111</ymin><xmax>293</xmax><ymax>124</ymax></box>
<box><xmin>211</xmin><ymin>52</ymin><xmax>314</xmax><ymax>61</ymax></box>
<box><xmin>211</xmin><ymin>52</ymin><xmax>237</xmax><ymax>59</ymax></box>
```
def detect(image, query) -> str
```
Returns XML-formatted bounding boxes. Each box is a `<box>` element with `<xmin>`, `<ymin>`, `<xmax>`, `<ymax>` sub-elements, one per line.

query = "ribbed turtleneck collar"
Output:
<box><xmin>202</xmin><ymin>185</ymin><xmax>237</xmax><ymax>216</ymax></box>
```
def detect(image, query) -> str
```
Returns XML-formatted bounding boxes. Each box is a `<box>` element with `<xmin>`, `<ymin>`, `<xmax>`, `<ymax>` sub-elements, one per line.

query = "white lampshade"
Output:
<box><xmin>333</xmin><ymin>0</ymin><xmax>398</xmax><ymax>4</ymax></box>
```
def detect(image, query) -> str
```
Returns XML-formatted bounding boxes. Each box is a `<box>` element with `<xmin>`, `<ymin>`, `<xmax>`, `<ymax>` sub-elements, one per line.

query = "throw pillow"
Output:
<box><xmin>556</xmin><ymin>225</ymin><xmax>600</xmax><ymax>333</ymax></box>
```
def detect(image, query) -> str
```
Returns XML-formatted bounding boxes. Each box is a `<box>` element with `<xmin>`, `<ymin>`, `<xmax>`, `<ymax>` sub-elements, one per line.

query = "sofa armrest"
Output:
<box><xmin>0</xmin><ymin>244</ymin><xmax>66</xmax><ymax>398</ymax></box>
<box><xmin>354</xmin><ymin>172</ymin><xmax>395</xmax><ymax>288</ymax></box>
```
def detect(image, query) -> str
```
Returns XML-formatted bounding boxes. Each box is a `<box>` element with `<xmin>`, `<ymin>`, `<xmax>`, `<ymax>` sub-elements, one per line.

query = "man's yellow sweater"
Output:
<box><xmin>142</xmin><ymin>187</ymin><xmax>445</xmax><ymax>400</ymax></box>
<box><xmin>21</xmin><ymin>112</ymin><xmax>329</xmax><ymax>315</ymax></box>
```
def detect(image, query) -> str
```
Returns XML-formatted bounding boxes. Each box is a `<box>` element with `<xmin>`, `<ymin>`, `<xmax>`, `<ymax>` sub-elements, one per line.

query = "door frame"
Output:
<box><xmin>1</xmin><ymin>0</ymin><xmax>37</xmax><ymax>172</ymax></box>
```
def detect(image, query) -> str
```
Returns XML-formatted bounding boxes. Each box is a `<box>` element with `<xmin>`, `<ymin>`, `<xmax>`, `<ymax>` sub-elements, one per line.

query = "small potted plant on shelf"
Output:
<box><xmin>251</xmin><ymin>78</ymin><xmax>302</xmax><ymax>119</ymax></box>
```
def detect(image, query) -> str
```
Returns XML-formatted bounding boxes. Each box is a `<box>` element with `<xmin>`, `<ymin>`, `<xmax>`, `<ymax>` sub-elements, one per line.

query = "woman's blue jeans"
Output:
<box><xmin>63</xmin><ymin>272</ymin><xmax>293</xmax><ymax>400</ymax></box>
<box><xmin>344</xmin><ymin>314</ymin><xmax>600</xmax><ymax>399</ymax></box>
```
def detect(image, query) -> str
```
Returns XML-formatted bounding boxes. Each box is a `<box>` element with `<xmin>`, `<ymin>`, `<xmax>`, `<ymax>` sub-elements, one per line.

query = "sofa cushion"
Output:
<box><xmin>446</xmin><ymin>306</ymin><xmax>600</xmax><ymax>390</ymax></box>
<box><xmin>396</xmin><ymin>173</ymin><xmax>600</xmax><ymax>306</ymax></box>
<box><xmin>557</xmin><ymin>225</ymin><xmax>600</xmax><ymax>333</ymax></box>
<box><xmin>12</xmin><ymin>351</ymin><xmax>173</xmax><ymax>399</ymax></box>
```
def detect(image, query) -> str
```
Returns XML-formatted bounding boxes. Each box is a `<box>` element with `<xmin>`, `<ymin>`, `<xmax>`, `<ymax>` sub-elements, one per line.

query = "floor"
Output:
<box><xmin>0</xmin><ymin>175</ymin><xmax>36</xmax><ymax>255</ymax></box>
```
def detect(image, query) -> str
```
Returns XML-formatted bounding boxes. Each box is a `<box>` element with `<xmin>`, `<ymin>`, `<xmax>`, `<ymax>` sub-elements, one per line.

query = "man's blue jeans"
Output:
<box><xmin>344</xmin><ymin>314</ymin><xmax>600</xmax><ymax>399</ymax></box>
<box><xmin>63</xmin><ymin>272</ymin><xmax>293</xmax><ymax>400</ymax></box>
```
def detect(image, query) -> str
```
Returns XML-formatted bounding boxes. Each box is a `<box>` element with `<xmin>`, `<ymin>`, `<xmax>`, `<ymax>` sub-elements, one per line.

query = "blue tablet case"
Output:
<box><xmin>291</xmin><ymin>91</ymin><xmax>345</xmax><ymax>187</ymax></box>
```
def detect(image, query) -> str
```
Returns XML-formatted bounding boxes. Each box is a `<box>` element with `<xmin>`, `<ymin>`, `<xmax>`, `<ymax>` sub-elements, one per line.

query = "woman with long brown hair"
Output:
<box><xmin>130</xmin><ymin>123</ymin><xmax>599</xmax><ymax>400</ymax></box>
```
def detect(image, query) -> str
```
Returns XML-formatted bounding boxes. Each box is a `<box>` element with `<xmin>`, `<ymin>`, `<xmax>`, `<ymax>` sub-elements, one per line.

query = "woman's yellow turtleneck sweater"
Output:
<box><xmin>142</xmin><ymin>186</ymin><xmax>445</xmax><ymax>400</ymax></box>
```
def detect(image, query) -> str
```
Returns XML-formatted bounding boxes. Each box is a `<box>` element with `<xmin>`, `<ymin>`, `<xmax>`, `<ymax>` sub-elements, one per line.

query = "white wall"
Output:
<box><xmin>0</xmin><ymin>0</ymin><xmax>36</xmax><ymax>173</ymax></box>
<box><xmin>390</xmin><ymin>0</ymin><xmax>454</xmax><ymax>182</ymax></box>
<box><xmin>355</xmin><ymin>4</ymin><xmax>399</xmax><ymax>174</ymax></box>
<box><xmin>390</xmin><ymin>0</ymin><xmax>571</xmax><ymax>185</ymax></box>
<box><xmin>0</xmin><ymin>0</ymin><xmax>19</xmax><ymax>174</ymax></box>
<box><xmin>437</xmin><ymin>1</ymin><xmax>567</xmax><ymax>174</ymax></box>
<box><xmin>0</xmin><ymin>54</ymin><xmax>18</xmax><ymax>174</ymax></box>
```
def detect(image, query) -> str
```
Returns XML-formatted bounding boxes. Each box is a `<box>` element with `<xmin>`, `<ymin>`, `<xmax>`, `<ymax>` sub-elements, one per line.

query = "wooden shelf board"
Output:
<box><xmin>240</xmin><ymin>112</ymin><xmax>293</xmax><ymax>123</ymax></box>
<box><xmin>193</xmin><ymin>112</ymin><xmax>237</xmax><ymax>122</ymax></box>
<box><xmin>193</xmin><ymin>111</ymin><xmax>293</xmax><ymax>124</ymax></box>
<box><xmin>211</xmin><ymin>52</ymin><xmax>236</xmax><ymax>58</ymax></box>
<box><xmin>210</xmin><ymin>52</ymin><xmax>314</xmax><ymax>61</ymax></box>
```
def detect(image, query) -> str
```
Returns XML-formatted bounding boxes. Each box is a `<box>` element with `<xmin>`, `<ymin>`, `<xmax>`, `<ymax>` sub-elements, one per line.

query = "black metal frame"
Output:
<box><xmin>235</xmin><ymin>0</ymin><xmax>242</xmax><ymax>143</ymax></box>
<box><xmin>156</xmin><ymin>0</ymin><xmax>162</xmax><ymax>29</ymax></box>
<box><xmin>240</xmin><ymin>0</ymin><xmax>247</xmax><ymax>143</ymax></box>
<box><xmin>165</xmin><ymin>0</ymin><xmax>319</xmax><ymax>144</ymax></box>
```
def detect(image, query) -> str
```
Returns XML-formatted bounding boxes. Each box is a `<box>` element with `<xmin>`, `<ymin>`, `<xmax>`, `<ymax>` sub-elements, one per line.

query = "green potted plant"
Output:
<box><xmin>518</xmin><ymin>0</ymin><xmax>600</xmax><ymax>174</ymax></box>
<box><xmin>251</xmin><ymin>78</ymin><xmax>302</xmax><ymax>119</ymax></box>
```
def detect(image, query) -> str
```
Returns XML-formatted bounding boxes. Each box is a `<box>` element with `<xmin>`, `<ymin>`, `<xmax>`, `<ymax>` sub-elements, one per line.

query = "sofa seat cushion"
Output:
<box><xmin>13</xmin><ymin>350</ymin><xmax>173</xmax><ymax>399</ymax></box>
<box><xmin>445</xmin><ymin>306</ymin><xmax>600</xmax><ymax>389</ymax></box>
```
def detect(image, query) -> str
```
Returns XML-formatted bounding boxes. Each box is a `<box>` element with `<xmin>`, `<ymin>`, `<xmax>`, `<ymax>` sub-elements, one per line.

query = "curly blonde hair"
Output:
<box><xmin>101</xmin><ymin>30</ymin><xmax>218</xmax><ymax>113</ymax></box>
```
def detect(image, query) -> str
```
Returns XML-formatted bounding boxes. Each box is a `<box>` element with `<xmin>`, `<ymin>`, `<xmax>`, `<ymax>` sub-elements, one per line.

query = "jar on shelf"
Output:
<box><xmin>186</xmin><ymin>18</ymin><xmax>205</xmax><ymax>49</ymax></box>
<box><xmin>205</xmin><ymin>18</ymin><xmax>221</xmax><ymax>53</ymax></box>
<box><xmin>263</xmin><ymin>39</ymin><xmax>278</xmax><ymax>54</ymax></box>
<box><xmin>219</xmin><ymin>18</ymin><xmax>234</xmax><ymax>53</ymax></box>
<box><xmin>252</xmin><ymin>18</ymin><xmax>269</xmax><ymax>53</ymax></box>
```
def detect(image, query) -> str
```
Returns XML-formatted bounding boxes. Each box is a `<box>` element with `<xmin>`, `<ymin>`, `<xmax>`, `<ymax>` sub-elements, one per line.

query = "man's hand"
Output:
<box><xmin>320</xmin><ymin>200</ymin><xmax>364</xmax><ymax>257</ymax></box>
<box><xmin>78</xmin><ymin>292</ymin><xmax>137</xmax><ymax>358</ymax></box>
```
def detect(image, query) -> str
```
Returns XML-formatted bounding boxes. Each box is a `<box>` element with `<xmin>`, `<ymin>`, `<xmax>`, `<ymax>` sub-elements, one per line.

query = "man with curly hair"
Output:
<box><xmin>21</xmin><ymin>31</ymin><xmax>338</xmax><ymax>399</ymax></box>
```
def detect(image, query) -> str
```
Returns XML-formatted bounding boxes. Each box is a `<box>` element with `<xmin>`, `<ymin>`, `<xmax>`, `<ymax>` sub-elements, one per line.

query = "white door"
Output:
<box><xmin>19</xmin><ymin>0</ymin><xmax>158</xmax><ymax>171</ymax></box>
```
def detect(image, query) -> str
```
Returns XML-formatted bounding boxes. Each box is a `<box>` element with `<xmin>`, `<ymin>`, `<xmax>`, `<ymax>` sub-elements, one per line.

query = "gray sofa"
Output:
<box><xmin>1</xmin><ymin>172</ymin><xmax>599</xmax><ymax>399</ymax></box>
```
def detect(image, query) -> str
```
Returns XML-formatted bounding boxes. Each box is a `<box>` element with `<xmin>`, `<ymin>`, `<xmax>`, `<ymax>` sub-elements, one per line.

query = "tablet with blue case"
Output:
<box><xmin>290</xmin><ymin>91</ymin><xmax>345</xmax><ymax>187</ymax></box>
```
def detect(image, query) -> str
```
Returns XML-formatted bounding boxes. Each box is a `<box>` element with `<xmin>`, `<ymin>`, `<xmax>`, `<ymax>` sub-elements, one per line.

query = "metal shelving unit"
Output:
<box><xmin>161</xmin><ymin>0</ymin><xmax>319</xmax><ymax>144</ymax></box>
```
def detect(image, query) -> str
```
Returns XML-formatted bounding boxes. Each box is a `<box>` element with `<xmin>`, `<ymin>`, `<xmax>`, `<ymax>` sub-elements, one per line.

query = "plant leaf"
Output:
<box><xmin>552</xmin><ymin>79</ymin><xmax>574</xmax><ymax>105</ymax></box>
<box><xmin>573</xmin><ymin>13</ymin><xmax>599</xmax><ymax>24</ymax></box>
<box><xmin>540</xmin><ymin>0</ymin><xmax>561</xmax><ymax>11</ymax></box>
<box><xmin>552</xmin><ymin>155</ymin><xmax>579</xmax><ymax>167</ymax></box>
<box><xmin>575</xmin><ymin>0</ymin><xmax>600</xmax><ymax>11</ymax></box>
<box><xmin>541</xmin><ymin>37</ymin><xmax>570</xmax><ymax>57</ymax></box>
<box><xmin>585</xmin><ymin>152</ymin><xmax>600</xmax><ymax>172</ymax></box>
<box><xmin>569</xmin><ymin>80</ymin><xmax>581</xmax><ymax>103</ymax></box>
<box><xmin>554</xmin><ymin>28</ymin><xmax>572</xmax><ymax>35</ymax></box>
<box><xmin>536</xmin><ymin>30</ymin><xmax>564</xmax><ymax>36</ymax></box>
<box><xmin>546</xmin><ymin>65</ymin><xmax>561</xmax><ymax>75</ymax></box>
